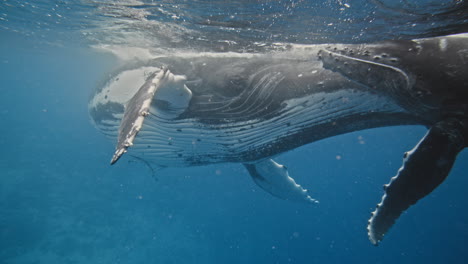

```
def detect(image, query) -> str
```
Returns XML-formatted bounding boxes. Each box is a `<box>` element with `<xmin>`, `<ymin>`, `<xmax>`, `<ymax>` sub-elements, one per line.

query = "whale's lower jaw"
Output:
<box><xmin>93</xmin><ymin>88</ymin><xmax>418</xmax><ymax>167</ymax></box>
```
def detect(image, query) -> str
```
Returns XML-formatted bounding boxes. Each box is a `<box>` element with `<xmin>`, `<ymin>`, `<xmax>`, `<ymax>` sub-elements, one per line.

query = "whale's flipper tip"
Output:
<box><xmin>110</xmin><ymin>148</ymin><xmax>126</xmax><ymax>165</ymax></box>
<box><xmin>367</xmin><ymin>118</ymin><xmax>467</xmax><ymax>245</ymax></box>
<box><xmin>244</xmin><ymin>159</ymin><xmax>318</xmax><ymax>204</ymax></box>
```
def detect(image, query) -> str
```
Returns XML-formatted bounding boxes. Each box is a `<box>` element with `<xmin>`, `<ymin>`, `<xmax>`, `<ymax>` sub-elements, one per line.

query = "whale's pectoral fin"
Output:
<box><xmin>111</xmin><ymin>67</ymin><xmax>192</xmax><ymax>164</ymax></box>
<box><xmin>368</xmin><ymin>118</ymin><xmax>467</xmax><ymax>245</ymax></box>
<box><xmin>243</xmin><ymin>159</ymin><xmax>318</xmax><ymax>204</ymax></box>
<box><xmin>318</xmin><ymin>49</ymin><xmax>411</xmax><ymax>95</ymax></box>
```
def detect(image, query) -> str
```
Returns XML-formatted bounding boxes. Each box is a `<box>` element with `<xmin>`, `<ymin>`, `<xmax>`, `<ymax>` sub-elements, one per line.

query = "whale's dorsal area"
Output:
<box><xmin>89</xmin><ymin>33</ymin><xmax>468</xmax><ymax>245</ymax></box>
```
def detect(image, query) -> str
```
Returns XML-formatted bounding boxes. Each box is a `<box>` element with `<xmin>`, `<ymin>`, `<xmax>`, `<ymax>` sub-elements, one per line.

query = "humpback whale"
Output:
<box><xmin>89</xmin><ymin>33</ymin><xmax>468</xmax><ymax>245</ymax></box>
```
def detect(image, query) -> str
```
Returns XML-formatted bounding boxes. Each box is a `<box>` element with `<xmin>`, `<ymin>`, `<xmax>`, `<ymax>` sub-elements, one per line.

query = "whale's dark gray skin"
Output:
<box><xmin>89</xmin><ymin>33</ymin><xmax>468</xmax><ymax>245</ymax></box>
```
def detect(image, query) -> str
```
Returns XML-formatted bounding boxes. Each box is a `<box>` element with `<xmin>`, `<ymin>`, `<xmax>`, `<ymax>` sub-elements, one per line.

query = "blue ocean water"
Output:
<box><xmin>1</xmin><ymin>1</ymin><xmax>468</xmax><ymax>263</ymax></box>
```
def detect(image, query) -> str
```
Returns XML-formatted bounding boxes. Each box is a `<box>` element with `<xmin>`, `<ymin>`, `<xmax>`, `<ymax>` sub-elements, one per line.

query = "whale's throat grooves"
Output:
<box><xmin>131</xmin><ymin>88</ymin><xmax>416</xmax><ymax>166</ymax></box>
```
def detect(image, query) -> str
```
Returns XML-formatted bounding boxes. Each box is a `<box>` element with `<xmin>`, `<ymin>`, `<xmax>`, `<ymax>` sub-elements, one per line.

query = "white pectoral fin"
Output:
<box><xmin>110</xmin><ymin>67</ymin><xmax>192</xmax><ymax>164</ymax></box>
<box><xmin>244</xmin><ymin>159</ymin><xmax>318</xmax><ymax>204</ymax></box>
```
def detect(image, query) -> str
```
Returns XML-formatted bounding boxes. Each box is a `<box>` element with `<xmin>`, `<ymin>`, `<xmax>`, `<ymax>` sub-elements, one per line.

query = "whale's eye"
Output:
<box><xmin>211</xmin><ymin>65</ymin><xmax>249</xmax><ymax>97</ymax></box>
<box><xmin>229</xmin><ymin>75</ymin><xmax>245</xmax><ymax>87</ymax></box>
<box><xmin>230</xmin><ymin>79</ymin><xmax>239</xmax><ymax>85</ymax></box>
<box><xmin>218</xmin><ymin>74</ymin><xmax>247</xmax><ymax>97</ymax></box>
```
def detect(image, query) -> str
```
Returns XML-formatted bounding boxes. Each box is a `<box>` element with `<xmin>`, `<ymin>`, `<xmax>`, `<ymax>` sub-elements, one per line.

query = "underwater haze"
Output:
<box><xmin>1</xmin><ymin>0</ymin><xmax>468</xmax><ymax>263</ymax></box>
